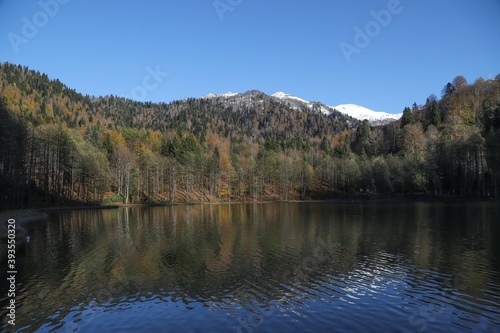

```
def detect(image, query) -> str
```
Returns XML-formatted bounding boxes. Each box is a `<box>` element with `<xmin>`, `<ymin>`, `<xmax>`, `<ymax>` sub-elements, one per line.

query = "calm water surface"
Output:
<box><xmin>1</xmin><ymin>202</ymin><xmax>500</xmax><ymax>332</ymax></box>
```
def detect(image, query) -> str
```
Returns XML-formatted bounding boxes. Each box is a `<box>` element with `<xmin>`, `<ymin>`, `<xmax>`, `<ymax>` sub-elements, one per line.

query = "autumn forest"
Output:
<box><xmin>0</xmin><ymin>63</ymin><xmax>499</xmax><ymax>210</ymax></box>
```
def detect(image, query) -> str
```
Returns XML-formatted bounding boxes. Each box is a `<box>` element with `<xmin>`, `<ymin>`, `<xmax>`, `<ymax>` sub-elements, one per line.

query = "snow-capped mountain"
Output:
<box><xmin>203</xmin><ymin>92</ymin><xmax>238</xmax><ymax>99</ymax></box>
<box><xmin>272</xmin><ymin>91</ymin><xmax>310</xmax><ymax>105</ymax></box>
<box><xmin>270</xmin><ymin>91</ymin><xmax>401</xmax><ymax>125</ymax></box>
<box><xmin>330</xmin><ymin>104</ymin><xmax>402</xmax><ymax>125</ymax></box>
<box><xmin>203</xmin><ymin>90</ymin><xmax>401</xmax><ymax>125</ymax></box>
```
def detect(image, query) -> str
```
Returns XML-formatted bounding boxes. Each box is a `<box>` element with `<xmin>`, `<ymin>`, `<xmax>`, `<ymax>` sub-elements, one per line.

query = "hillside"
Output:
<box><xmin>269</xmin><ymin>91</ymin><xmax>402</xmax><ymax>125</ymax></box>
<box><xmin>0</xmin><ymin>63</ymin><xmax>358</xmax><ymax>142</ymax></box>
<box><xmin>0</xmin><ymin>63</ymin><xmax>499</xmax><ymax>209</ymax></box>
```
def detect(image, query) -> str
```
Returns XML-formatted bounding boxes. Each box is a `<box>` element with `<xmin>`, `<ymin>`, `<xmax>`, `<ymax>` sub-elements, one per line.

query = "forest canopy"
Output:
<box><xmin>1</xmin><ymin>63</ymin><xmax>499</xmax><ymax>209</ymax></box>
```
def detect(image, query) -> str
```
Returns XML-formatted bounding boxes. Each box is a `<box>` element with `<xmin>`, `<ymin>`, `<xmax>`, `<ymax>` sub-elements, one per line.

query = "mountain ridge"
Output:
<box><xmin>0</xmin><ymin>62</ymin><xmax>359</xmax><ymax>141</ymax></box>
<box><xmin>204</xmin><ymin>90</ymin><xmax>402</xmax><ymax>125</ymax></box>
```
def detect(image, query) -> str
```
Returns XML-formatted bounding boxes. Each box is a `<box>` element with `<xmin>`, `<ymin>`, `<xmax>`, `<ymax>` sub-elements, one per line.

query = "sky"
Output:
<box><xmin>0</xmin><ymin>0</ymin><xmax>499</xmax><ymax>114</ymax></box>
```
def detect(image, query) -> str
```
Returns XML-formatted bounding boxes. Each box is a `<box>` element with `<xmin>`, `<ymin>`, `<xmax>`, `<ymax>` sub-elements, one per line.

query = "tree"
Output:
<box><xmin>0</xmin><ymin>97</ymin><xmax>28</xmax><ymax>208</ymax></box>
<box><xmin>452</xmin><ymin>75</ymin><xmax>468</xmax><ymax>91</ymax></box>
<box><xmin>412</xmin><ymin>102</ymin><xmax>419</xmax><ymax>113</ymax></box>
<box><xmin>430</xmin><ymin>100</ymin><xmax>442</xmax><ymax>126</ymax></box>
<box><xmin>401</xmin><ymin>107</ymin><xmax>414</xmax><ymax>128</ymax></box>
<box><xmin>484</xmin><ymin>131</ymin><xmax>500</xmax><ymax>197</ymax></box>
<box><xmin>442</xmin><ymin>82</ymin><xmax>455</xmax><ymax>98</ymax></box>
<box><xmin>425</xmin><ymin>125</ymin><xmax>442</xmax><ymax>195</ymax></box>
<box><xmin>111</xmin><ymin>145</ymin><xmax>136</xmax><ymax>204</ymax></box>
<box><xmin>102</xmin><ymin>132</ymin><xmax>115</xmax><ymax>158</ymax></box>
<box><xmin>298</xmin><ymin>160</ymin><xmax>314</xmax><ymax>199</ymax></box>
<box><xmin>372</xmin><ymin>157</ymin><xmax>391</xmax><ymax>193</ymax></box>
<box><xmin>206</xmin><ymin>146</ymin><xmax>221</xmax><ymax>199</ymax></box>
<box><xmin>354</xmin><ymin>120</ymin><xmax>371</xmax><ymax>154</ymax></box>
<box><xmin>320</xmin><ymin>136</ymin><xmax>330</xmax><ymax>154</ymax></box>
<box><xmin>277</xmin><ymin>153</ymin><xmax>295</xmax><ymax>200</ymax></box>
<box><xmin>137</xmin><ymin>145</ymin><xmax>158</xmax><ymax>199</ymax></box>
<box><xmin>402</xmin><ymin>123</ymin><xmax>427</xmax><ymax>155</ymax></box>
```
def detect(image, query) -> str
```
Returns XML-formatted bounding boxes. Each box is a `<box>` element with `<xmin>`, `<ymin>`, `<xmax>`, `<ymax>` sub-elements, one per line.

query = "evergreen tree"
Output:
<box><xmin>320</xmin><ymin>136</ymin><xmax>330</xmax><ymax>153</ymax></box>
<box><xmin>102</xmin><ymin>132</ymin><xmax>115</xmax><ymax>157</ymax></box>
<box><xmin>401</xmin><ymin>107</ymin><xmax>414</xmax><ymax>127</ymax></box>
<box><xmin>442</xmin><ymin>82</ymin><xmax>455</xmax><ymax>98</ymax></box>
<box><xmin>430</xmin><ymin>101</ymin><xmax>442</xmax><ymax>126</ymax></box>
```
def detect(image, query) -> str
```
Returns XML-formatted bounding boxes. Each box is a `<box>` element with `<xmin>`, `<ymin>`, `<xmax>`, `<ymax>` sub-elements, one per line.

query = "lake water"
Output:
<box><xmin>1</xmin><ymin>202</ymin><xmax>500</xmax><ymax>332</ymax></box>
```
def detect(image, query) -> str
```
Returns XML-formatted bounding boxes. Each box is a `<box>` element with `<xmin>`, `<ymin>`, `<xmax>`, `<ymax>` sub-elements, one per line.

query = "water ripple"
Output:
<box><xmin>3</xmin><ymin>203</ymin><xmax>500</xmax><ymax>333</ymax></box>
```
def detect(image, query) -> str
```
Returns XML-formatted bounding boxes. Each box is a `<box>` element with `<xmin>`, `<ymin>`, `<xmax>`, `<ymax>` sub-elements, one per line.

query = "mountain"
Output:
<box><xmin>202</xmin><ymin>92</ymin><xmax>238</xmax><ymax>99</ymax></box>
<box><xmin>270</xmin><ymin>91</ymin><xmax>402</xmax><ymax>125</ymax></box>
<box><xmin>330</xmin><ymin>104</ymin><xmax>402</xmax><ymax>125</ymax></box>
<box><xmin>0</xmin><ymin>63</ymin><xmax>361</xmax><ymax>207</ymax></box>
<box><xmin>197</xmin><ymin>89</ymin><xmax>360</xmax><ymax>138</ymax></box>
<box><xmin>203</xmin><ymin>90</ymin><xmax>401</xmax><ymax>124</ymax></box>
<box><xmin>0</xmin><ymin>63</ymin><xmax>358</xmax><ymax>143</ymax></box>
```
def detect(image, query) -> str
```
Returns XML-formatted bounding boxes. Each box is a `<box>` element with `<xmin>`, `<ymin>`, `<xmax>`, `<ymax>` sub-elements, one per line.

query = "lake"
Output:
<box><xmin>1</xmin><ymin>202</ymin><xmax>500</xmax><ymax>332</ymax></box>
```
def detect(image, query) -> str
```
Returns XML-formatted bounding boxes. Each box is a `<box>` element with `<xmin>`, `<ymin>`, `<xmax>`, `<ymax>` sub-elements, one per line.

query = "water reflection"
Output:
<box><xmin>1</xmin><ymin>202</ymin><xmax>499</xmax><ymax>332</ymax></box>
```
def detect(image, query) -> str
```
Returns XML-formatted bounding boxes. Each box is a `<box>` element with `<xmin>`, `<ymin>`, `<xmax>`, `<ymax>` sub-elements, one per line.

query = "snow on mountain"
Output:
<box><xmin>203</xmin><ymin>92</ymin><xmax>239</xmax><ymax>99</ymax></box>
<box><xmin>202</xmin><ymin>93</ymin><xmax>218</xmax><ymax>99</ymax></box>
<box><xmin>271</xmin><ymin>92</ymin><xmax>401</xmax><ymax>124</ymax></box>
<box><xmin>202</xmin><ymin>90</ymin><xmax>401</xmax><ymax>124</ymax></box>
<box><xmin>272</xmin><ymin>91</ymin><xmax>310</xmax><ymax>105</ymax></box>
<box><xmin>330</xmin><ymin>104</ymin><xmax>402</xmax><ymax>124</ymax></box>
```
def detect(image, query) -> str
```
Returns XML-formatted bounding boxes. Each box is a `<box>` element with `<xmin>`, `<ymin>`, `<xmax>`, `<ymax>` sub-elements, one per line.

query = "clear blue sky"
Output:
<box><xmin>0</xmin><ymin>0</ymin><xmax>499</xmax><ymax>114</ymax></box>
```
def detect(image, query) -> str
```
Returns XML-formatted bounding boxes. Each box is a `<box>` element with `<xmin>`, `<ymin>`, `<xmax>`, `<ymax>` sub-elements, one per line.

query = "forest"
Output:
<box><xmin>0</xmin><ymin>62</ymin><xmax>499</xmax><ymax>209</ymax></box>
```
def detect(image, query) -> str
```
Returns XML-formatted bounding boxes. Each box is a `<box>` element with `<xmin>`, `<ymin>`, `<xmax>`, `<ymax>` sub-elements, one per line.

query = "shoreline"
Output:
<box><xmin>0</xmin><ymin>210</ymin><xmax>49</xmax><ymax>228</ymax></box>
<box><xmin>0</xmin><ymin>197</ymin><xmax>496</xmax><ymax>263</ymax></box>
<box><xmin>0</xmin><ymin>210</ymin><xmax>49</xmax><ymax>263</ymax></box>
<box><xmin>1</xmin><ymin>194</ymin><xmax>497</xmax><ymax>213</ymax></box>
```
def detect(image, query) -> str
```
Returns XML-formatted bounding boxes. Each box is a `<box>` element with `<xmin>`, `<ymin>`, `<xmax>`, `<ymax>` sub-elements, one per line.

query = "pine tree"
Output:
<box><xmin>442</xmin><ymin>82</ymin><xmax>455</xmax><ymax>98</ymax></box>
<box><xmin>102</xmin><ymin>132</ymin><xmax>114</xmax><ymax>157</ymax></box>
<box><xmin>430</xmin><ymin>101</ymin><xmax>442</xmax><ymax>126</ymax></box>
<box><xmin>320</xmin><ymin>136</ymin><xmax>330</xmax><ymax>153</ymax></box>
<box><xmin>401</xmin><ymin>107</ymin><xmax>414</xmax><ymax>128</ymax></box>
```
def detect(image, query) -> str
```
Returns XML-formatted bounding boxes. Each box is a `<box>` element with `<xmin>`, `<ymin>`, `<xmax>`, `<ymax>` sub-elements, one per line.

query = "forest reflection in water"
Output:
<box><xmin>1</xmin><ymin>201</ymin><xmax>499</xmax><ymax>332</ymax></box>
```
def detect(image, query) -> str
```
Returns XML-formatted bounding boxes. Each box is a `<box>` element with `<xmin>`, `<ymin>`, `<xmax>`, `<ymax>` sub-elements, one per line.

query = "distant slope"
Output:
<box><xmin>331</xmin><ymin>104</ymin><xmax>402</xmax><ymax>125</ymax></box>
<box><xmin>269</xmin><ymin>91</ymin><xmax>401</xmax><ymax>125</ymax></box>
<box><xmin>0</xmin><ymin>63</ymin><xmax>358</xmax><ymax>144</ymax></box>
